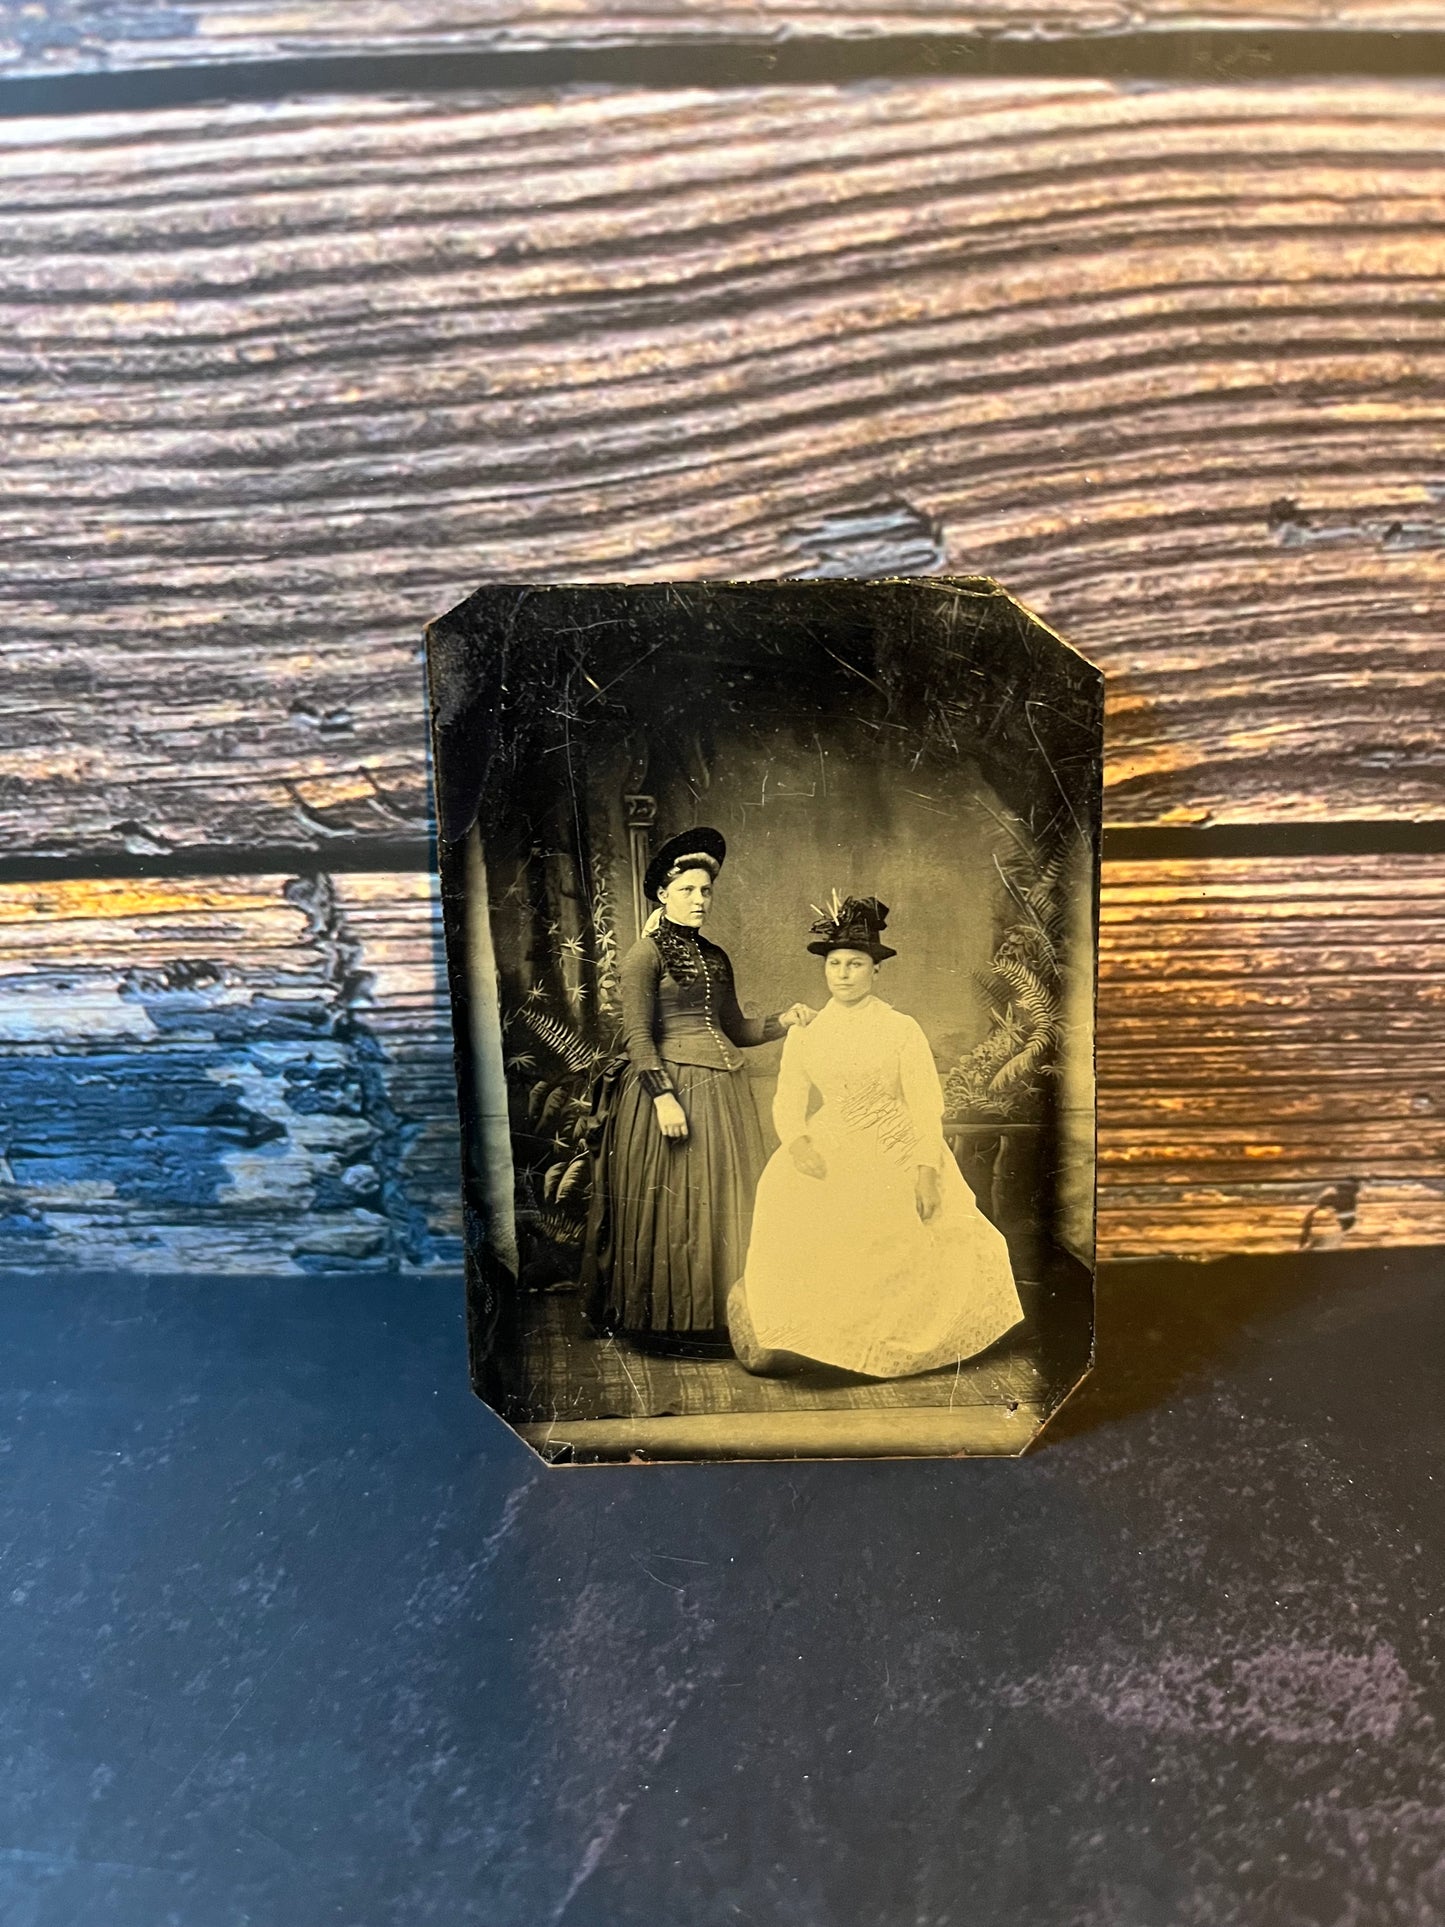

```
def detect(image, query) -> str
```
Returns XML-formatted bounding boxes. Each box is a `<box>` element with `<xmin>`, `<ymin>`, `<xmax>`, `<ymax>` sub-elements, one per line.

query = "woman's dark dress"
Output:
<box><xmin>582</xmin><ymin>919</ymin><xmax>782</xmax><ymax>1338</ymax></box>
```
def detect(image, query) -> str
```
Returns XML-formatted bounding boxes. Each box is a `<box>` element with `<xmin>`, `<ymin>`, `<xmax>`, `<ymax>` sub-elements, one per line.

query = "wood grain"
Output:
<box><xmin>3</xmin><ymin>0</ymin><xmax>1442</xmax><ymax>79</ymax></box>
<box><xmin>0</xmin><ymin>856</ymin><xmax>1437</xmax><ymax>1267</ymax></box>
<box><xmin>0</xmin><ymin>872</ymin><xmax>461</xmax><ymax>1270</ymax></box>
<box><xmin>6</xmin><ymin>82</ymin><xmax>1445</xmax><ymax>855</ymax></box>
<box><xmin>1098</xmin><ymin>856</ymin><xmax>1445</xmax><ymax>1253</ymax></box>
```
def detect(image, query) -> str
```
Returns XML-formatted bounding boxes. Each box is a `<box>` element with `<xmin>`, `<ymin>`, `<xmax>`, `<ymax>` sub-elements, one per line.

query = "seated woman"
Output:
<box><xmin>728</xmin><ymin>895</ymin><xmax>1023</xmax><ymax>1379</ymax></box>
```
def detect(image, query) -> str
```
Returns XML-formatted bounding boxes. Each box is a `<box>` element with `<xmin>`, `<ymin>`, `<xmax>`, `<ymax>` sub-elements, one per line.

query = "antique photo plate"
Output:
<box><xmin>427</xmin><ymin>578</ymin><xmax>1102</xmax><ymax>1462</ymax></box>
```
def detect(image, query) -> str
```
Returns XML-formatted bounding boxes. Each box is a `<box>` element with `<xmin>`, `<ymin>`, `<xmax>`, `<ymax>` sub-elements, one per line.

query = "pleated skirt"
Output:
<box><xmin>590</xmin><ymin>1062</ymin><xmax>766</xmax><ymax>1336</ymax></box>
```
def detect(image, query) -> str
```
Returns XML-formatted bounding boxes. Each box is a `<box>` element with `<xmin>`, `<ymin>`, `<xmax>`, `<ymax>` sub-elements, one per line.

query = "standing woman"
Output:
<box><xmin>581</xmin><ymin>828</ymin><xmax>814</xmax><ymax>1348</ymax></box>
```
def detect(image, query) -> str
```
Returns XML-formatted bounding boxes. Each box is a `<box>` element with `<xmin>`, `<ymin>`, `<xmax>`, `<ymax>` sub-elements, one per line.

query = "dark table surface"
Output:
<box><xmin>2</xmin><ymin>1248</ymin><xmax>1442</xmax><ymax>1927</ymax></box>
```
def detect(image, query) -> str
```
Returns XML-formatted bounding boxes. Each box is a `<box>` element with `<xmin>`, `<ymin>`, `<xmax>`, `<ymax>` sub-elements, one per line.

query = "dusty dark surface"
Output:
<box><xmin>1</xmin><ymin>1247</ymin><xmax>1442</xmax><ymax>1926</ymax></box>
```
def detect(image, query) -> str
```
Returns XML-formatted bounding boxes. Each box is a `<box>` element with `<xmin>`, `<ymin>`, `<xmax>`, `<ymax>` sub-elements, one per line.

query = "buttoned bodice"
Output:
<box><xmin>620</xmin><ymin>922</ymin><xmax>781</xmax><ymax>1078</ymax></box>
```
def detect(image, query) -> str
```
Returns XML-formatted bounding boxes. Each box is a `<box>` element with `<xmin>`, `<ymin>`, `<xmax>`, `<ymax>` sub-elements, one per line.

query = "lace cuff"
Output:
<box><xmin>638</xmin><ymin>1067</ymin><xmax>676</xmax><ymax>1099</ymax></box>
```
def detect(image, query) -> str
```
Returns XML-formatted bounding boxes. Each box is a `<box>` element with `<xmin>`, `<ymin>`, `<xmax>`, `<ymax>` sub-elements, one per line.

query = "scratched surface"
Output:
<box><xmin>1</xmin><ymin>1249</ymin><xmax>1441</xmax><ymax>1925</ymax></box>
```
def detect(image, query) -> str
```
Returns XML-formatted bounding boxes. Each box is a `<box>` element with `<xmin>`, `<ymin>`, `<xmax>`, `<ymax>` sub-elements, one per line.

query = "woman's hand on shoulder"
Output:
<box><xmin>778</xmin><ymin>1002</ymin><xmax>819</xmax><ymax>1030</ymax></box>
<box><xmin>652</xmin><ymin>1093</ymin><xmax>689</xmax><ymax>1140</ymax></box>
<box><xmin>789</xmin><ymin>1135</ymin><xmax>827</xmax><ymax>1180</ymax></box>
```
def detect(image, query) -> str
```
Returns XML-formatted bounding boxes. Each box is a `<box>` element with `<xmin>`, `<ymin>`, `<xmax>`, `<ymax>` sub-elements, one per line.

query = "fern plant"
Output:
<box><xmin>503</xmin><ymin>1003</ymin><xmax>612</xmax><ymax>1249</ymax></box>
<box><xmin>945</xmin><ymin>841</ymin><xmax>1066</xmax><ymax>1122</ymax></box>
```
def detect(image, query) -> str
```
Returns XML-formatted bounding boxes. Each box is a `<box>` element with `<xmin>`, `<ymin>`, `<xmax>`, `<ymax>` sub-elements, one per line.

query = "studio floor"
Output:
<box><xmin>496</xmin><ymin>1265</ymin><xmax>1093</xmax><ymax>1460</ymax></box>
<box><xmin>2</xmin><ymin>1249</ymin><xmax>1444</xmax><ymax>1925</ymax></box>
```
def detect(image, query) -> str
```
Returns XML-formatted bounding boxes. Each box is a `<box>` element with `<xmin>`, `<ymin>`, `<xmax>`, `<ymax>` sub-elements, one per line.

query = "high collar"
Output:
<box><xmin>659</xmin><ymin>917</ymin><xmax>703</xmax><ymax>939</ymax></box>
<box><xmin>824</xmin><ymin>992</ymin><xmax>880</xmax><ymax>1017</ymax></box>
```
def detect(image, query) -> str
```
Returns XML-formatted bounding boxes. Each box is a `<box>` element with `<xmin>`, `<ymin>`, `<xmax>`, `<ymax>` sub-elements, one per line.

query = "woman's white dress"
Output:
<box><xmin>739</xmin><ymin>996</ymin><xmax>1023</xmax><ymax>1378</ymax></box>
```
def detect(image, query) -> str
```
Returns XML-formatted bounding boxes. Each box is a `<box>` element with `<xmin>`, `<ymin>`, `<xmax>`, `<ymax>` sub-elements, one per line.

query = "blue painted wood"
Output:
<box><xmin>0</xmin><ymin>1251</ymin><xmax>1442</xmax><ymax>1924</ymax></box>
<box><xmin>0</xmin><ymin>876</ymin><xmax>462</xmax><ymax>1272</ymax></box>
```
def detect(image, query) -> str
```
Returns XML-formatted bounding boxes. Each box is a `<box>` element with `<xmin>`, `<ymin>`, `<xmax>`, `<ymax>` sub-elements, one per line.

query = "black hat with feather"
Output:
<box><xmin>806</xmin><ymin>891</ymin><xmax>897</xmax><ymax>962</ymax></box>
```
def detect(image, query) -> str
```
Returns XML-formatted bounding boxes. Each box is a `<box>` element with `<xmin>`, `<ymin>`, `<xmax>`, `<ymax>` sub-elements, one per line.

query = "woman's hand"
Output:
<box><xmin>653</xmin><ymin>1093</ymin><xmax>689</xmax><ymax>1141</ymax></box>
<box><xmin>789</xmin><ymin>1135</ymin><xmax>827</xmax><ymax>1180</ymax></box>
<box><xmin>914</xmin><ymin>1166</ymin><xmax>942</xmax><ymax>1223</ymax></box>
<box><xmin>777</xmin><ymin>1003</ymin><xmax>819</xmax><ymax>1030</ymax></box>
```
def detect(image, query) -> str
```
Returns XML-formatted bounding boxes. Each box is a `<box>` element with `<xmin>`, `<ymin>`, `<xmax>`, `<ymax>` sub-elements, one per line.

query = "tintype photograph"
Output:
<box><xmin>427</xmin><ymin>578</ymin><xmax>1102</xmax><ymax>1463</ymax></box>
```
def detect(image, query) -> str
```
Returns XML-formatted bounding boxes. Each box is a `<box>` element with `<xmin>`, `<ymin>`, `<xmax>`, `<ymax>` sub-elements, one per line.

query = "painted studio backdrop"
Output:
<box><xmin>428</xmin><ymin>578</ymin><xmax>1102</xmax><ymax>1463</ymax></box>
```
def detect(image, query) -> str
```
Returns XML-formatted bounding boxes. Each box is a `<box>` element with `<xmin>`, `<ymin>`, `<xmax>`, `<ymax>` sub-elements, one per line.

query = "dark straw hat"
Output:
<box><xmin>643</xmin><ymin>827</ymin><xmax>727</xmax><ymax>905</ymax></box>
<box><xmin>806</xmin><ymin>893</ymin><xmax>897</xmax><ymax>962</ymax></box>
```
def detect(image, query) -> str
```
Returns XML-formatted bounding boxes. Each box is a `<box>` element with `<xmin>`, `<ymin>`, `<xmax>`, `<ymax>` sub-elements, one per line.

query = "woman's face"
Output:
<box><xmin>824</xmin><ymin>948</ymin><xmax>877</xmax><ymax>1004</ymax></box>
<box><xmin>658</xmin><ymin>866</ymin><xmax>714</xmax><ymax>928</ymax></box>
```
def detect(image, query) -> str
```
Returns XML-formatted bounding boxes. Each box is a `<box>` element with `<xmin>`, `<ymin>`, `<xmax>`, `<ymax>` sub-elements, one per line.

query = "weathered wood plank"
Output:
<box><xmin>0</xmin><ymin>855</ymin><xmax>1438</xmax><ymax>1267</ymax></box>
<box><xmin>1096</xmin><ymin>855</ymin><xmax>1445</xmax><ymax>1253</ymax></box>
<box><xmin>1097</xmin><ymin>1180</ymin><xmax>1445</xmax><ymax>1256</ymax></box>
<box><xmin>0</xmin><ymin>872</ymin><xmax>461</xmax><ymax>1270</ymax></box>
<box><xmin>5</xmin><ymin>83</ymin><xmax>1445</xmax><ymax>855</ymax></box>
<box><xmin>2</xmin><ymin>0</ymin><xmax>1441</xmax><ymax>78</ymax></box>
